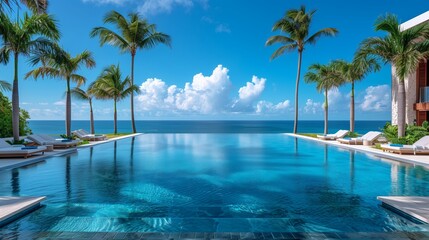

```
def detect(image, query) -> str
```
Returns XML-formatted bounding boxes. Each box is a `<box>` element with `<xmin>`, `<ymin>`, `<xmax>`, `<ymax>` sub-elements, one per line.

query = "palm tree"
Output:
<box><xmin>304</xmin><ymin>62</ymin><xmax>342</xmax><ymax>134</ymax></box>
<box><xmin>332</xmin><ymin>57</ymin><xmax>380</xmax><ymax>132</ymax></box>
<box><xmin>1</xmin><ymin>0</ymin><xmax>48</xmax><ymax>13</ymax></box>
<box><xmin>90</xmin><ymin>11</ymin><xmax>171</xmax><ymax>133</ymax></box>
<box><xmin>91</xmin><ymin>64</ymin><xmax>140</xmax><ymax>134</ymax></box>
<box><xmin>25</xmin><ymin>49</ymin><xmax>95</xmax><ymax>137</ymax></box>
<box><xmin>71</xmin><ymin>84</ymin><xmax>96</xmax><ymax>134</ymax></box>
<box><xmin>357</xmin><ymin>14</ymin><xmax>429</xmax><ymax>137</ymax></box>
<box><xmin>0</xmin><ymin>80</ymin><xmax>11</xmax><ymax>92</ymax></box>
<box><xmin>0</xmin><ymin>12</ymin><xmax>59</xmax><ymax>141</ymax></box>
<box><xmin>266</xmin><ymin>6</ymin><xmax>338</xmax><ymax>134</ymax></box>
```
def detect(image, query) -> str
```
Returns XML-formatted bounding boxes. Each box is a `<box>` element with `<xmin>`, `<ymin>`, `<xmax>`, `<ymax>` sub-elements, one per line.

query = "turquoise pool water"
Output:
<box><xmin>1</xmin><ymin>134</ymin><xmax>429</xmax><ymax>233</ymax></box>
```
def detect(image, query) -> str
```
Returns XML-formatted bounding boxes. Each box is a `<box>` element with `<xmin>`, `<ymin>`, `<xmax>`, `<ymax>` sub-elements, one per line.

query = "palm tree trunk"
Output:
<box><xmin>12</xmin><ymin>52</ymin><xmax>20</xmax><ymax>142</ymax></box>
<box><xmin>350</xmin><ymin>81</ymin><xmax>355</xmax><ymax>133</ymax></box>
<box><xmin>324</xmin><ymin>88</ymin><xmax>328</xmax><ymax>135</ymax></box>
<box><xmin>89</xmin><ymin>98</ymin><xmax>94</xmax><ymax>134</ymax></box>
<box><xmin>114</xmin><ymin>98</ymin><xmax>117</xmax><ymax>134</ymax></box>
<box><xmin>130</xmin><ymin>53</ymin><xmax>136</xmax><ymax>133</ymax></box>
<box><xmin>66</xmin><ymin>78</ymin><xmax>71</xmax><ymax>137</ymax></box>
<box><xmin>397</xmin><ymin>80</ymin><xmax>406</xmax><ymax>137</ymax></box>
<box><xmin>293</xmin><ymin>50</ymin><xmax>302</xmax><ymax>134</ymax></box>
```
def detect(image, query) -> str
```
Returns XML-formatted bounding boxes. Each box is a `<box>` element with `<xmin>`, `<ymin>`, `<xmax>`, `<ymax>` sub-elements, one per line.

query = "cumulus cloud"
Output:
<box><xmin>304</xmin><ymin>99</ymin><xmax>322</xmax><ymax>114</ymax></box>
<box><xmin>231</xmin><ymin>76</ymin><xmax>266</xmax><ymax>112</ymax></box>
<box><xmin>256</xmin><ymin>100</ymin><xmax>290</xmax><ymax>114</ymax></box>
<box><xmin>136</xmin><ymin>65</ymin><xmax>289</xmax><ymax>116</ymax></box>
<box><xmin>359</xmin><ymin>85</ymin><xmax>390</xmax><ymax>112</ymax></box>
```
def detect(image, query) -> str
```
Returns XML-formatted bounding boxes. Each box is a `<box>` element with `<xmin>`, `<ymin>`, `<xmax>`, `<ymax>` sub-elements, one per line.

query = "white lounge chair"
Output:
<box><xmin>381</xmin><ymin>136</ymin><xmax>429</xmax><ymax>155</ymax></box>
<box><xmin>72</xmin><ymin>129</ymin><xmax>106</xmax><ymax>141</ymax></box>
<box><xmin>0</xmin><ymin>139</ymin><xmax>46</xmax><ymax>158</ymax></box>
<box><xmin>337</xmin><ymin>131</ymin><xmax>382</xmax><ymax>145</ymax></box>
<box><xmin>317</xmin><ymin>130</ymin><xmax>349</xmax><ymax>140</ymax></box>
<box><xmin>28</xmin><ymin>134</ymin><xmax>79</xmax><ymax>149</ymax></box>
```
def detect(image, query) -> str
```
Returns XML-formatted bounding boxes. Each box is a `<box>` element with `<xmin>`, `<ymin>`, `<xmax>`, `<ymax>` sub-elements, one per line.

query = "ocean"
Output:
<box><xmin>28</xmin><ymin>120</ymin><xmax>389</xmax><ymax>135</ymax></box>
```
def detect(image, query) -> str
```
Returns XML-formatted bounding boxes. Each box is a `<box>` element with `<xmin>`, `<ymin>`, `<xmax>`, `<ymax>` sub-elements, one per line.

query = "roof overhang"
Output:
<box><xmin>400</xmin><ymin>11</ymin><xmax>429</xmax><ymax>32</ymax></box>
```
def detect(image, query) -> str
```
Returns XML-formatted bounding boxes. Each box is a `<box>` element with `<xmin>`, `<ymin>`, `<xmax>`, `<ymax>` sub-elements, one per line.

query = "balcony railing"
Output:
<box><xmin>421</xmin><ymin>86</ymin><xmax>429</xmax><ymax>103</ymax></box>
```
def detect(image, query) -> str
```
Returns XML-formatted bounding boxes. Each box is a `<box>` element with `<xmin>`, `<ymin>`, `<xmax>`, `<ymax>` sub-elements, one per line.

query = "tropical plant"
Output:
<box><xmin>265</xmin><ymin>5</ymin><xmax>338</xmax><ymax>133</ymax></box>
<box><xmin>1</xmin><ymin>0</ymin><xmax>48</xmax><ymax>13</ymax></box>
<box><xmin>304</xmin><ymin>62</ymin><xmax>342</xmax><ymax>134</ymax></box>
<box><xmin>0</xmin><ymin>12</ymin><xmax>59</xmax><ymax>141</ymax></box>
<box><xmin>0</xmin><ymin>92</ymin><xmax>31</xmax><ymax>138</ymax></box>
<box><xmin>0</xmin><ymin>80</ymin><xmax>11</xmax><ymax>92</ymax></box>
<box><xmin>383</xmin><ymin>122</ymin><xmax>429</xmax><ymax>144</ymax></box>
<box><xmin>90</xmin><ymin>11</ymin><xmax>171</xmax><ymax>133</ymax></box>
<box><xmin>91</xmin><ymin>64</ymin><xmax>140</xmax><ymax>134</ymax></box>
<box><xmin>71</xmin><ymin>84</ymin><xmax>96</xmax><ymax>134</ymax></box>
<box><xmin>357</xmin><ymin>14</ymin><xmax>429</xmax><ymax>137</ymax></box>
<box><xmin>25</xmin><ymin>49</ymin><xmax>95</xmax><ymax>137</ymax></box>
<box><xmin>332</xmin><ymin>57</ymin><xmax>380</xmax><ymax>132</ymax></box>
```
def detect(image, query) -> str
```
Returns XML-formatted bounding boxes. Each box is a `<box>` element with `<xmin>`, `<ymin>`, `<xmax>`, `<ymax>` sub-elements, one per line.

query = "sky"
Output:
<box><xmin>0</xmin><ymin>0</ymin><xmax>427</xmax><ymax>121</ymax></box>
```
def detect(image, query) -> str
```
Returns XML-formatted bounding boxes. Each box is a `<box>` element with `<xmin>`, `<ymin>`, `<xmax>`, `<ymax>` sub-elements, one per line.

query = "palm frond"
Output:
<box><xmin>0</xmin><ymin>80</ymin><xmax>12</xmax><ymax>92</ymax></box>
<box><xmin>270</xmin><ymin>43</ymin><xmax>298</xmax><ymax>60</ymax></box>
<box><xmin>70</xmin><ymin>87</ymin><xmax>91</xmax><ymax>101</ymax></box>
<box><xmin>70</xmin><ymin>73</ymin><xmax>86</xmax><ymax>86</ymax></box>
<box><xmin>265</xmin><ymin>35</ymin><xmax>295</xmax><ymax>46</ymax></box>
<box><xmin>25</xmin><ymin>66</ymin><xmax>60</xmax><ymax>79</ymax></box>
<box><xmin>305</xmin><ymin>28</ymin><xmax>338</xmax><ymax>45</ymax></box>
<box><xmin>90</xmin><ymin>27</ymin><xmax>129</xmax><ymax>51</ymax></box>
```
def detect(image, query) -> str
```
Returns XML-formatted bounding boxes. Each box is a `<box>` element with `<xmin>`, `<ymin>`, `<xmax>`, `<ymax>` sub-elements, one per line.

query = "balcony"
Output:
<box><xmin>414</xmin><ymin>87</ymin><xmax>429</xmax><ymax>111</ymax></box>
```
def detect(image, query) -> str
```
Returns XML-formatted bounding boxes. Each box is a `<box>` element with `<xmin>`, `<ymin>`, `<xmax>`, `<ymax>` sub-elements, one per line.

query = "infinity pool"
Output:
<box><xmin>1</xmin><ymin>134</ymin><xmax>429</xmax><ymax>233</ymax></box>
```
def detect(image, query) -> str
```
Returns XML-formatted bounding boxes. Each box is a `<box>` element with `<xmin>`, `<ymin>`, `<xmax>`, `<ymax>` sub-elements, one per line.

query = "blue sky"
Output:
<box><xmin>0</xmin><ymin>0</ymin><xmax>426</xmax><ymax>120</ymax></box>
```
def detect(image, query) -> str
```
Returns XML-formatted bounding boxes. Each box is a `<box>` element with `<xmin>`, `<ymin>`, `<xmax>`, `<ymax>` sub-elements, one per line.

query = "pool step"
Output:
<box><xmin>0</xmin><ymin>196</ymin><xmax>46</xmax><ymax>227</ymax></box>
<box><xmin>378</xmin><ymin>196</ymin><xmax>429</xmax><ymax>223</ymax></box>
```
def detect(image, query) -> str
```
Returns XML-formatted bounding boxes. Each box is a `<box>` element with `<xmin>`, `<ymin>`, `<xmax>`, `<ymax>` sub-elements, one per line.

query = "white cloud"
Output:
<box><xmin>136</xmin><ymin>65</ymin><xmax>289</xmax><ymax>116</ymax></box>
<box><xmin>54</xmin><ymin>100</ymin><xmax>65</xmax><ymax>106</ymax></box>
<box><xmin>137</xmin><ymin>0</ymin><xmax>207</xmax><ymax>15</ymax></box>
<box><xmin>215</xmin><ymin>24</ymin><xmax>231</xmax><ymax>33</ymax></box>
<box><xmin>82</xmin><ymin>0</ymin><xmax>206</xmax><ymax>15</ymax></box>
<box><xmin>304</xmin><ymin>99</ymin><xmax>322</xmax><ymax>114</ymax></box>
<box><xmin>256</xmin><ymin>100</ymin><xmax>290</xmax><ymax>114</ymax></box>
<box><xmin>232</xmin><ymin>76</ymin><xmax>266</xmax><ymax>112</ymax></box>
<box><xmin>238</xmin><ymin>76</ymin><xmax>265</xmax><ymax>102</ymax></box>
<box><xmin>359</xmin><ymin>85</ymin><xmax>390</xmax><ymax>112</ymax></box>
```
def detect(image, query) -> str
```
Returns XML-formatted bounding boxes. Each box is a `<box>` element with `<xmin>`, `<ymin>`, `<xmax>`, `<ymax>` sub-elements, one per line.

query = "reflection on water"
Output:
<box><xmin>11</xmin><ymin>169</ymin><xmax>20</xmax><ymax>195</ymax></box>
<box><xmin>1</xmin><ymin>134</ymin><xmax>429</xmax><ymax>233</ymax></box>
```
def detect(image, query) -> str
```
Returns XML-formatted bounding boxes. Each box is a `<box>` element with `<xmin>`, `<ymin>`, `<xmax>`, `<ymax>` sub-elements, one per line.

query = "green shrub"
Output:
<box><xmin>383</xmin><ymin>122</ymin><xmax>429</xmax><ymax>144</ymax></box>
<box><xmin>423</xmin><ymin>121</ymin><xmax>429</xmax><ymax>130</ymax></box>
<box><xmin>0</xmin><ymin>93</ymin><xmax>32</xmax><ymax>138</ymax></box>
<box><xmin>346</xmin><ymin>132</ymin><xmax>359</xmax><ymax>138</ymax></box>
<box><xmin>60</xmin><ymin>134</ymin><xmax>77</xmax><ymax>140</ymax></box>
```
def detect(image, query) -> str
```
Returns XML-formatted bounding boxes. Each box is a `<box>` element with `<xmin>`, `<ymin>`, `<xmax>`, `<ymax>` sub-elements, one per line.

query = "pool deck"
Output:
<box><xmin>0</xmin><ymin>133</ymin><xmax>142</xmax><ymax>171</ymax></box>
<box><xmin>287</xmin><ymin>133</ymin><xmax>429</xmax><ymax>168</ymax></box>
<box><xmin>0</xmin><ymin>196</ymin><xmax>45</xmax><ymax>227</ymax></box>
<box><xmin>378</xmin><ymin>196</ymin><xmax>429</xmax><ymax>224</ymax></box>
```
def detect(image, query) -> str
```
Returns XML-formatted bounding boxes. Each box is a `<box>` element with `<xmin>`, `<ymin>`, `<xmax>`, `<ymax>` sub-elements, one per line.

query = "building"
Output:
<box><xmin>392</xmin><ymin>11</ymin><xmax>429</xmax><ymax>126</ymax></box>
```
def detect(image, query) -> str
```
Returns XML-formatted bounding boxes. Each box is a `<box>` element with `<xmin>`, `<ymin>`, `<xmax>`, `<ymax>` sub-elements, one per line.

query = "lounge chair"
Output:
<box><xmin>0</xmin><ymin>139</ymin><xmax>46</xmax><ymax>158</ymax></box>
<box><xmin>337</xmin><ymin>131</ymin><xmax>382</xmax><ymax>145</ymax></box>
<box><xmin>72</xmin><ymin>129</ymin><xmax>106</xmax><ymax>141</ymax></box>
<box><xmin>28</xmin><ymin>134</ymin><xmax>79</xmax><ymax>149</ymax></box>
<box><xmin>317</xmin><ymin>130</ymin><xmax>349</xmax><ymax>140</ymax></box>
<box><xmin>381</xmin><ymin>136</ymin><xmax>429</xmax><ymax>155</ymax></box>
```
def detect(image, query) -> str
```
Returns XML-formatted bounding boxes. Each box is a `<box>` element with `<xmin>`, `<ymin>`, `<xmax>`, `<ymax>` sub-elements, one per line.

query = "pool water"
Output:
<box><xmin>1</xmin><ymin>134</ymin><xmax>429</xmax><ymax>233</ymax></box>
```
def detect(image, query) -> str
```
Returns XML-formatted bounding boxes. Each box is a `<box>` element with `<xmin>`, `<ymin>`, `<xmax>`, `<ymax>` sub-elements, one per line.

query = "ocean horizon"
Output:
<box><xmin>28</xmin><ymin>120</ymin><xmax>389</xmax><ymax>135</ymax></box>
